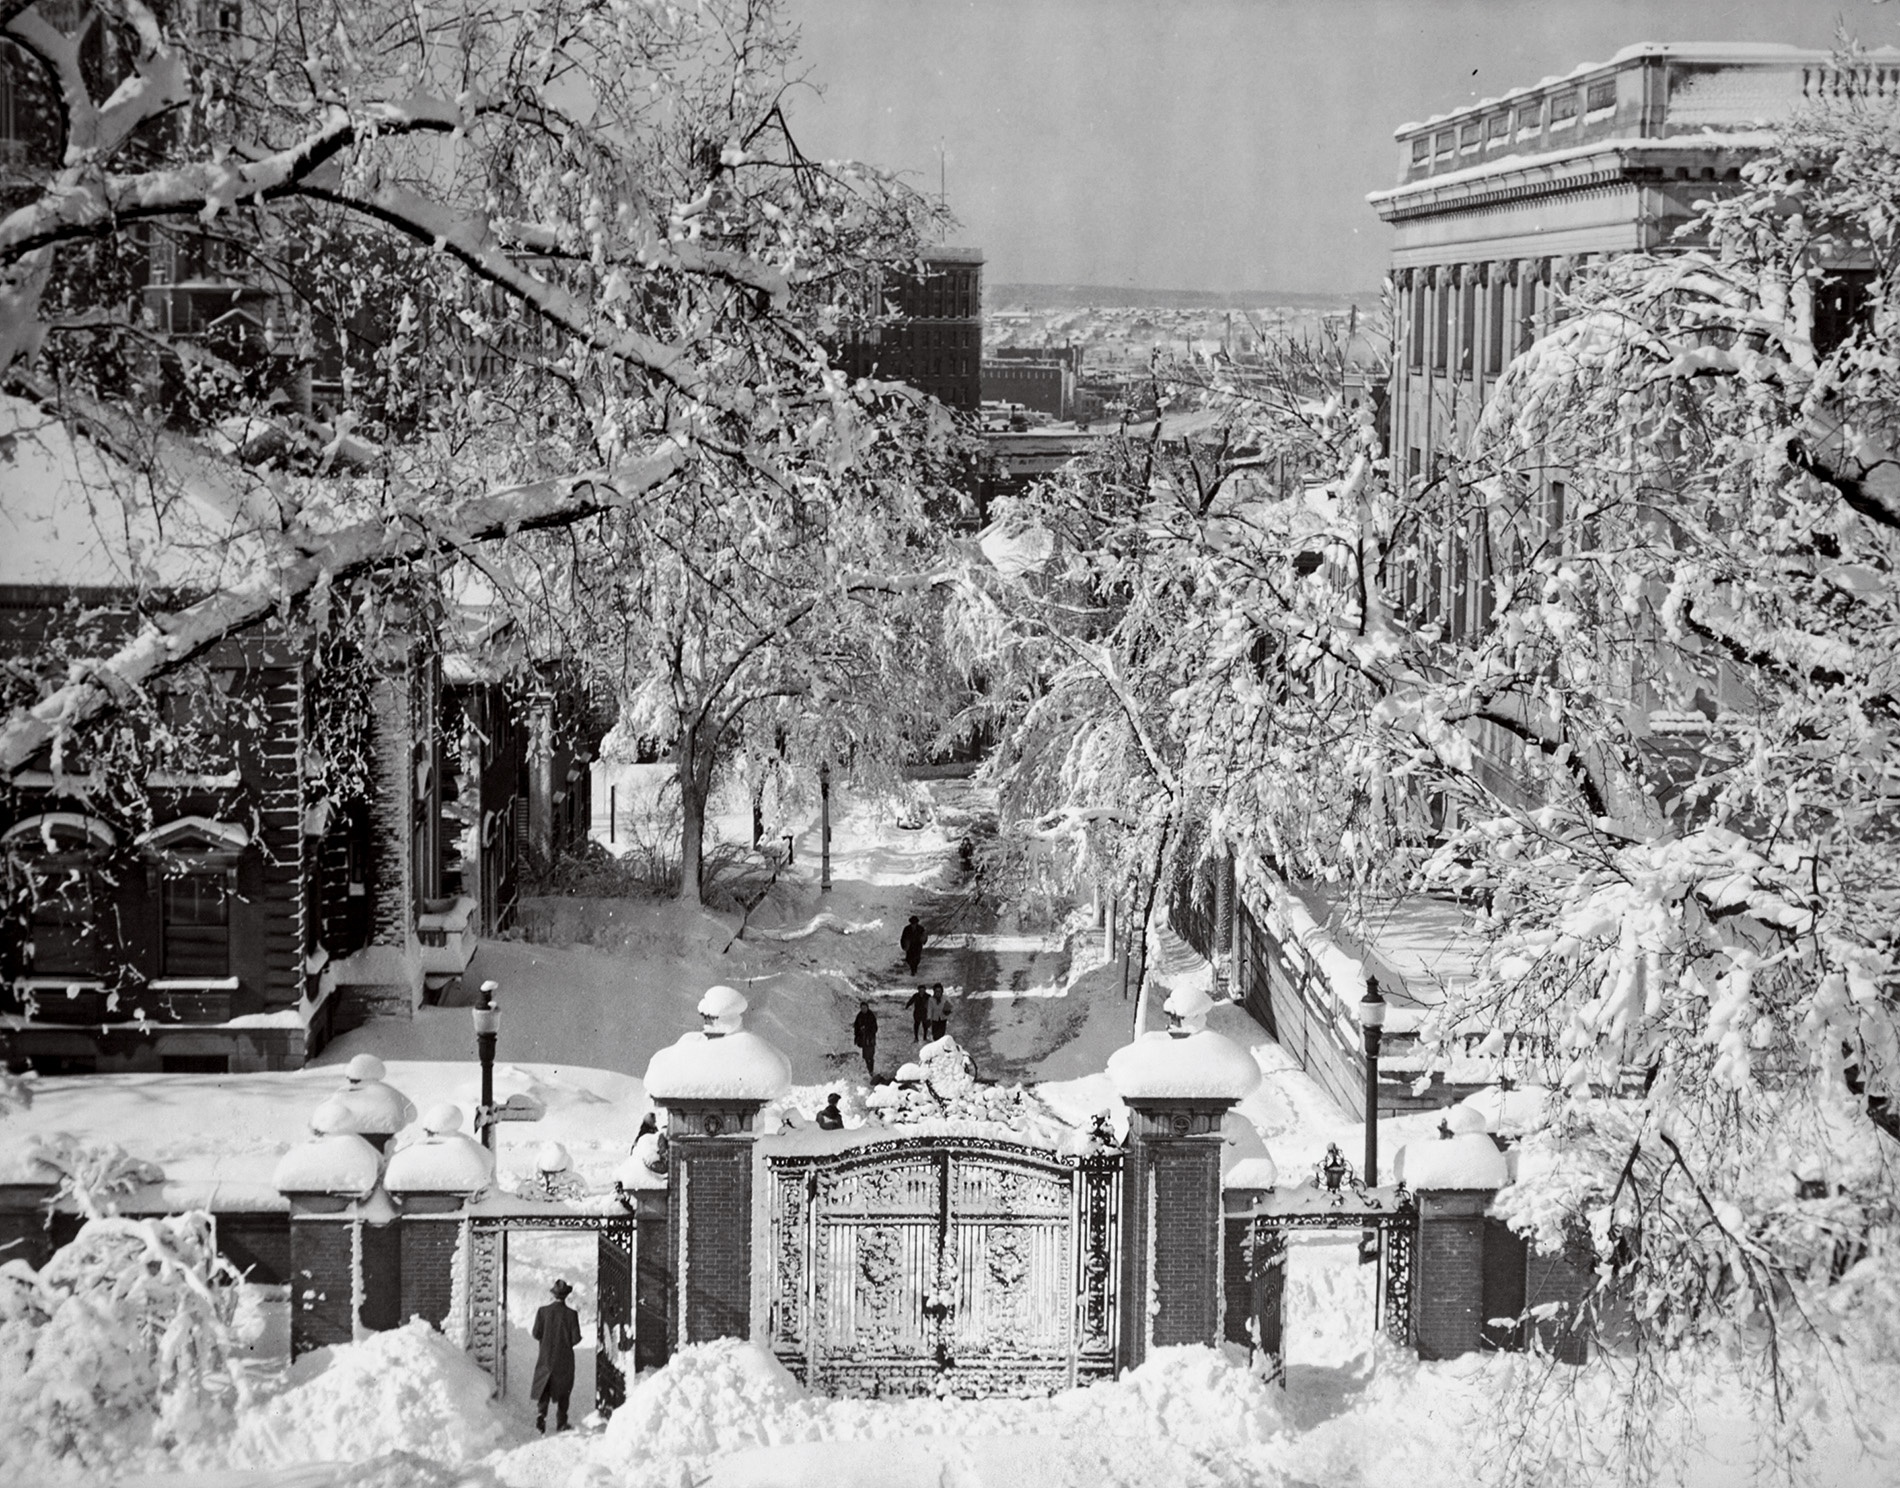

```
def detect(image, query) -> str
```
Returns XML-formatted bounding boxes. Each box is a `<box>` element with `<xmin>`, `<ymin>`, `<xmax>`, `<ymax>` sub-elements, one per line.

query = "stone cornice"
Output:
<box><xmin>1369</xmin><ymin>139</ymin><xmax>1765</xmax><ymax>225</ymax></box>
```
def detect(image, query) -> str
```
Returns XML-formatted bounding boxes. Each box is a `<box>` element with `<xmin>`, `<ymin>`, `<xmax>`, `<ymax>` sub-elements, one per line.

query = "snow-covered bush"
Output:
<box><xmin>0</xmin><ymin>1212</ymin><xmax>243</xmax><ymax>1476</ymax></box>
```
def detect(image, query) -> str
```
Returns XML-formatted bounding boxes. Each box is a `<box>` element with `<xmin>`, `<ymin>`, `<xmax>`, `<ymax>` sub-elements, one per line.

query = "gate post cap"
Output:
<box><xmin>384</xmin><ymin>1128</ymin><xmax>495</xmax><ymax>1197</ymax></box>
<box><xmin>646</xmin><ymin>1027</ymin><xmax>792</xmax><ymax>1102</ymax></box>
<box><xmin>1393</xmin><ymin>1131</ymin><xmax>1508</xmax><ymax>1191</ymax></box>
<box><xmin>272</xmin><ymin>1132</ymin><xmax>383</xmax><ymax>1198</ymax></box>
<box><xmin>1108</xmin><ymin>1028</ymin><xmax>1261</xmax><ymax>1101</ymax></box>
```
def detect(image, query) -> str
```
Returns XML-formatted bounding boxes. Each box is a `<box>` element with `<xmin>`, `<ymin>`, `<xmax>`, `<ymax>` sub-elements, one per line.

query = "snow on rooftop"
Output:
<box><xmin>1106</xmin><ymin>1029</ymin><xmax>1262</xmax><ymax>1102</ymax></box>
<box><xmin>644</xmin><ymin>1029</ymin><xmax>793</xmax><ymax>1102</ymax></box>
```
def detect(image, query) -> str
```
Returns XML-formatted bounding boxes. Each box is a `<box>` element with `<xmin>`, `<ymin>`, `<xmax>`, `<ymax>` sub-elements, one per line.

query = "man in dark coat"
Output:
<box><xmin>852</xmin><ymin>1001</ymin><xmax>878</xmax><ymax>1077</ymax></box>
<box><xmin>531</xmin><ymin>1279</ymin><xmax>584</xmax><ymax>1433</ymax></box>
<box><xmin>906</xmin><ymin>985</ymin><xmax>930</xmax><ymax>1041</ymax></box>
<box><xmin>900</xmin><ymin>914</ymin><xmax>926</xmax><ymax>974</ymax></box>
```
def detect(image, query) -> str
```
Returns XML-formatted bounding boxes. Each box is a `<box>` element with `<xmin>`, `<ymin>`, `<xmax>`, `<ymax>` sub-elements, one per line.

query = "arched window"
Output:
<box><xmin>4</xmin><ymin>813</ymin><xmax>118</xmax><ymax>978</ymax></box>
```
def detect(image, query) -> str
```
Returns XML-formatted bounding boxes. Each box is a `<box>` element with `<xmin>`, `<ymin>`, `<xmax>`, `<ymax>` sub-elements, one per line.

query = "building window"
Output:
<box><xmin>1485</xmin><ymin>113</ymin><xmax>1509</xmax><ymax>147</ymax></box>
<box><xmin>1517</xmin><ymin>273</ymin><xmax>1539</xmax><ymax>354</ymax></box>
<box><xmin>1812</xmin><ymin>268</ymin><xmax>1875</xmax><ymax>360</ymax></box>
<box><xmin>1411</xmin><ymin>136</ymin><xmax>1430</xmax><ymax>165</ymax></box>
<box><xmin>1434</xmin><ymin>131</ymin><xmax>1455</xmax><ymax>160</ymax></box>
<box><xmin>1409</xmin><ymin>280</ymin><xmax>1425</xmax><ymax>371</ymax></box>
<box><xmin>1514</xmin><ymin>105</ymin><xmax>1541</xmax><ymax>140</ymax></box>
<box><xmin>1549</xmin><ymin>91</ymin><xmax>1578</xmax><ymax>130</ymax></box>
<box><xmin>1459</xmin><ymin>122</ymin><xmax>1481</xmax><ymax>154</ymax></box>
<box><xmin>26</xmin><ymin>881</ymin><xmax>103</xmax><ymax>977</ymax></box>
<box><xmin>162</xmin><ymin>873</ymin><xmax>230</xmax><ymax>978</ymax></box>
<box><xmin>1585</xmin><ymin>79</ymin><xmax>1616</xmax><ymax>115</ymax></box>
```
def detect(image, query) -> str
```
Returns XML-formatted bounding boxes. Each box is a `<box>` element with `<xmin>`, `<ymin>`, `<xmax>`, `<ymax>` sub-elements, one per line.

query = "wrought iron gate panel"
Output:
<box><xmin>467</xmin><ymin>1222</ymin><xmax>504</xmax><ymax>1387</ymax></box>
<box><xmin>596</xmin><ymin>1220</ymin><xmax>635</xmax><ymax>1414</ymax></box>
<box><xmin>768</xmin><ymin>1140</ymin><xmax>1122</xmax><ymax>1397</ymax></box>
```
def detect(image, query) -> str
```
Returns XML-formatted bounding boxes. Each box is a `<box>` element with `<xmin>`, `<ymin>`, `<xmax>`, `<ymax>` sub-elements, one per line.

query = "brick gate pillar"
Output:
<box><xmin>1394</xmin><ymin>1123</ymin><xmax>1510</xmax><ymax>1361</ymax></box>
<box><xmin>644</xmin><ymin>985</ymin><xmax>791</xmax><ymax>1349</ymax></box>
<box><xmin>1107</xmin><ymin>986</ymin><xmax>1262</xmax><ymax>1370</ymax></box>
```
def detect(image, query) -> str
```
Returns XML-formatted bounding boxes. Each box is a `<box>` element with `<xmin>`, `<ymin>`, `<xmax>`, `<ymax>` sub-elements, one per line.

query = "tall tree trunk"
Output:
<box><xmin>675</xmin><ymin>723</ymin><xmax>722</xmax><ymax>905</ymax></box>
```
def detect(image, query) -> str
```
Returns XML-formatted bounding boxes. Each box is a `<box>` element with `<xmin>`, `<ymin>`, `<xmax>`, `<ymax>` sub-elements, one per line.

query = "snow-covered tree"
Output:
<box><xmin>0</xmin><ymin>0</ymin><xmax>948</xmax><ymax>780</ymax></box>
<box><xmin>503</xmin><ymin>386</ymin><xmax>974</xmax><ymax>902</ymax></box>
<box><xmin>0</xmin><ymin>1211</ymin><xmax>245</xmax><ymax>1474</ymax></box>
<box><xmin>969</xmin><ymin>90</ymin><xmax>1900</xmax><ymax>1475</ymax></box>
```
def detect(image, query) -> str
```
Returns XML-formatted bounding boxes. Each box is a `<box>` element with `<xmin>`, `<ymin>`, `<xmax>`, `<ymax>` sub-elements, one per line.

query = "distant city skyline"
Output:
<box><xmin>785</xmin><ymin>0</ymin><xmax>1894</xmax><ymax>296</ymax></box>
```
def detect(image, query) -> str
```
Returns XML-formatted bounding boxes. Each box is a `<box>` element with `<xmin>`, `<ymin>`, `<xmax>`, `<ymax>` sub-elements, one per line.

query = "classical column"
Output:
<box><xmin>644</xmin><ymin>985</ymin><xmax>792</xmax><ymax>1348</ymax></box>
<box><xmin>1106</xmin><ymin>986</ymin><xmax>1262</xmax><ymax>1369</ymax></box>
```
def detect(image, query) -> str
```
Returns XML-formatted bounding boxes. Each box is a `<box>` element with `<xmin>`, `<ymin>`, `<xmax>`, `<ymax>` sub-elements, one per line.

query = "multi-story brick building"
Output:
<box><xmin>837</xmin><ymin>248</ymin><xmax>985</xmax><ymax>412</ymax></box>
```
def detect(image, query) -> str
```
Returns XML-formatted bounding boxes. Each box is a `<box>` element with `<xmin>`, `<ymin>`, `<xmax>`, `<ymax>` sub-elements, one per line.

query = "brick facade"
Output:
<box><xmin>1525</xmin><ymin>1243</ymin><xmax>1594</xmax><ymax>1364</ymax></box>
<box><xmin>635</xmin><ymin>1195</ymin><xmax>672</xmax><ymax>1372</ymax></box>
<box><xmin>217</xmin><ymin>1213</ymin><xmax>292</xmax><ymax>1286</ymax></box>
<box><xmin>1414</xmin><ymin>1191</ymin><xmax>1488</xmax><ymax>1360</ymax></box>
<box><xmin>1119</xmin><ymin>1099</ymin><xmax>1232</xmax><ymax>1368</ymax></box>
<box><xmin>674</xmin><ymin>1142</ymin><xmax>752</xmax><ymax>1345</ymax></box>
<box><xmin>399</xmin><ymin>1217</ymin><xmax>461</xmax><ymax>1329</ymax></box>
<box><xmin>290</xmin><ymin>1216</ymin><xmax>358</xmax><ymax>1356</ymax></box>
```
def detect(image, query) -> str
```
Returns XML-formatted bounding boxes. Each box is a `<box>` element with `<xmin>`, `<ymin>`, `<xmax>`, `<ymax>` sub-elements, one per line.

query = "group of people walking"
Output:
<box><xmin>851</xmin><ymin>982</ymin><xmax>949</xmax><ymax>1077</ymax></box>
<box><xmin>846</xmin><ymin>913</ymin><xmax>952</xmax><ymax>1078</ymax></box>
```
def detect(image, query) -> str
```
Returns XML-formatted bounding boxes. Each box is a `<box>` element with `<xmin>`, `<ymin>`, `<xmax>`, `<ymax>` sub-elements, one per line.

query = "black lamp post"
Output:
<box><xmin>818</xmin><ymin>761</ymin><xmax>832</xmax><ymax>893</ymax></box>
<box><xmin>472</xmin><ymin>978</ymin><xmax>499</xmax><ymax>1152</ymax></box>
<box><xmin>1359</xmin><ymin>976</ymin><xmax>1388</xmax><ymax>1186</ymax></box>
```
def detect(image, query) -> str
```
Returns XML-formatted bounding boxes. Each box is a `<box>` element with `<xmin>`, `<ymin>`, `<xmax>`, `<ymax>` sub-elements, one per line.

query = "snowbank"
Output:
<box><xmin>225</xmin><ymin>1319</ymin><xmax>507</xmax><ymax>1470</ymax></box>
<box><xmin>565</xmin><ymin>1338</ymin><xmax>1290</xmax><ymax>1488</ymax></box>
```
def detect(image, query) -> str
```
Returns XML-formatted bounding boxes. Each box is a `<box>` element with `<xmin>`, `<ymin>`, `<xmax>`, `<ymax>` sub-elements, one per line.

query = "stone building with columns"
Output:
<box><xmin>1369</xmin><ymin>42</ymin><xmax>1881</xmax><ymax>662</ymax></box>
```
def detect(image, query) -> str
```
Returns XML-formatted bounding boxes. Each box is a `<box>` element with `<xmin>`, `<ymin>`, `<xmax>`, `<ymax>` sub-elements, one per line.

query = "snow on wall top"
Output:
<box><xmin>1393</xmin><ymin>1132</ymin><xmax>1509</xmax><ymax>1191</ymax></box>
<box><xmin>271</xmin><ymin>1133</ymin><xmax>383</xmax><ymax>1196</ymax></box>
<box><xmin>644</xmin><ymin>1029</ymin><xmax>792</xmax><ymax>1102</ymax></box>
<box><xmin>1106</xmin><ymin>1029</ymin><xmax>1262</xmax><ymax>1102</ymax></box>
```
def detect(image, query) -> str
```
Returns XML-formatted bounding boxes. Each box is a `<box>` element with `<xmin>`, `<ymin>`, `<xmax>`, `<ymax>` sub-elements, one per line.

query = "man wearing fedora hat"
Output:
<box><xmin>531</xmin><ymin>1278</ymin><xmax>584</xmax><ymax>1433</ymax></box>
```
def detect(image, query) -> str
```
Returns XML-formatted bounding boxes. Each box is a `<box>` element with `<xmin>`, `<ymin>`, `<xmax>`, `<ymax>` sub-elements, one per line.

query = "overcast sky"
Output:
<box><xmin>784</xmin><ymin>0</ymin><xmax>1895</xmax><ymax>295</ymax></box>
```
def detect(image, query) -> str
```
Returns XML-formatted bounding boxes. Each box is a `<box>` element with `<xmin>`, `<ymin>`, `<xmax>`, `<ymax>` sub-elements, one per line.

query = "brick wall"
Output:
<box><xmin>1525</xmin><ymin>1245</ymin><xmax>1594</xmax><ymax>1364</ymax></box>
<box><xmin>635</xmin><ymin>1197</ymin><xmax>671</xmax><ymax>1372</ymax></box>
<box><xmin>675</xmin><ymin>1143</ymin><xmax>751</xmax><ymax>1345</ymax></box>
<box><xmin>1415</xmin><ymin>1192</ymin><xmax>1488</xmax><ymax>1360</ymax></box>
<box><xmin>1151</xmin><ymin>1143</ymin><xmax>1222</xmax><ymax>1346</ymax></box>
<box><xmin>291</xmin><ymin>1217</ymin><xmax>356</xmax><ymax>1356</ymax></box>
<box><xmin>400</xmin><ymin>1218</ymin><xmax>460</xmax><ymax>1328</ymax></box>
<box><xmin>358</xmin><ymin>1221</ymin><xmax>401</xmax><ymax>1330</ymax></box>
<box><xmin>1222</xmin><ymin>1216</ymin><xmax>1253</xmax><ymax>1348</ymax></box>
<box><xmin>1119</xmin><ymin>1102</ymin><xmax>1230</xmax><ymax>1368</ymax></box>
<box><xmin>218</xmin><ymin>1213</ymin><xmax>291</xmax><ymax>1285</ymax></box>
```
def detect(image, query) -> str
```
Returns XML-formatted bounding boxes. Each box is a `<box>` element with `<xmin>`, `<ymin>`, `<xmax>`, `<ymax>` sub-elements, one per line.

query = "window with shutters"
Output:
<box><xmin>162</xmin><ymin>873</ymin><xmax>230</xmax><ymax>978</ymax></box>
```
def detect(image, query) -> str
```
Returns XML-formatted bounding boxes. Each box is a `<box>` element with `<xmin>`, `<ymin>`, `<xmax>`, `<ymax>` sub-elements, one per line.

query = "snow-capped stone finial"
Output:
<box><xmin>1394</xmin><ymin>1127</ymin><xmax>1509</xmax><ymax>1191</ymax></box>
<box><xmin>1163</xmin><ymin>983</ymin><xmax>1214</xmax><ymax>1035</ymax></box>
<box><xmin>383</xmin><ymin>1108</ymin><xmax>495</xmax><ymax>1199</ymax></box>
<box><xmin>698</xmin><ymin>984</ymin><xmax>749</xmax><ymax>1036</ymax></box>
<box><xmin>312</xmin><ymin>1060</ymin><xmax>416</xmax><ymax>1141</ymax></box>
<box><xmin>420</xmin><ymin>1103</ymin><xmax>464</xmax><ymax>1136</ymax></box>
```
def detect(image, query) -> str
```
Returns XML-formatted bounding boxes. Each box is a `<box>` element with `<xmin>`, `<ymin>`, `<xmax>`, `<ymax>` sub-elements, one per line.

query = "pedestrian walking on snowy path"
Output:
<box><xmin>853</xmin><ymin>1001</ymin><xmax>878</xmax><ymax>1077</ymax></box>
<box><xmin>926</xmin><ymin>982</ymin><xmax>949</xmax><ymax>1041</ymax></box>
<box><xmin>907</xmin><ymin>985</ymin><xmax>930</xmax><ymax>1041</ymax></box>
<box><xmin>532</xmin><ymin>1279</ymin><xmax>583</xmax><ymax>1433</ymax></box>
<box><xmin>901</xmin><ymin>914</ymin><xmax>926</xmax><ymax>974</ymax></box>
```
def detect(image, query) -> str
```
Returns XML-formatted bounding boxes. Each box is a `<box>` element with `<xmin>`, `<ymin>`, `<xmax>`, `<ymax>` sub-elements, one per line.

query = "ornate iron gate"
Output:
<box><xmin>1236</xmin><ymin>1173</ymin><xmax>1417</xmax><ymax>1386</ymax></box>
<box><xmin>465</xmin><ymin>1212</ymin><xmax>638</xmax><ymax>1418</ymax></box>
<box><xmin>768</xmin><ymin>1139</ymin><xmax>1121</xmax><ymax>1396</ymax></box>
